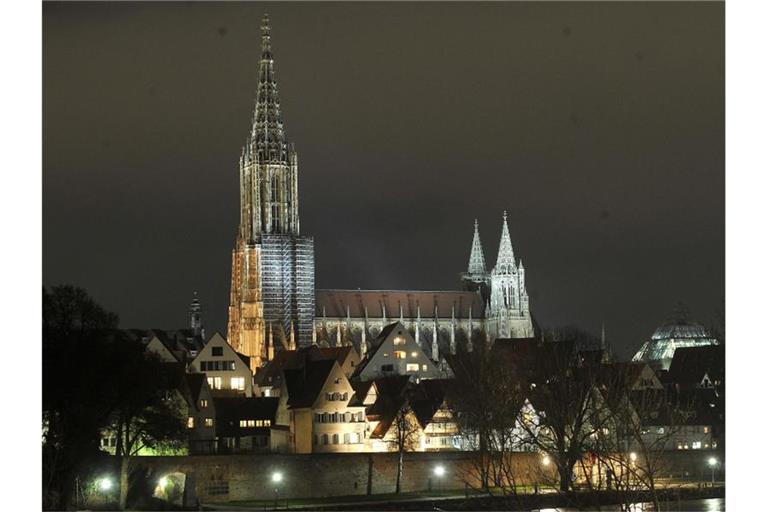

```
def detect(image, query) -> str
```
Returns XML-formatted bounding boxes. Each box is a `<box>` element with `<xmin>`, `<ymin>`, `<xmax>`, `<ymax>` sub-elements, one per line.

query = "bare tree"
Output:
<box><xmin>513</xmin><ymin>338</ymin><xmax>608</xmax><ymax>493</ymax></box>
<box><xmin>387</xmin><ymin>401</ymin><xmax>422</xmax><ymax>494</ymax></box>
<box><xmin>593</xmin><ymin>369</ymin><xmax>692</xmax><ymax>511</ymax></box>
<box><xmin>447</xmin><ymin>339</ymin><xmax>526</xmax><ymax>497</ymax></box>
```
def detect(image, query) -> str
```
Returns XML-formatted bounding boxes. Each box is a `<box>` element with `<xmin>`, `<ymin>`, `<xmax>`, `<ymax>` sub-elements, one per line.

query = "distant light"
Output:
<box><xmin>708</xmin><ymin>457</ymin><xmax>717</xmax><ymax>467</ymax></box>
<box><xmin>98</xmin><ymin>477</ymin><xmax>112</xmax><ymax>491</ymax></box>
<box><xmin>272</xmin><ymin>472</ymin><xmax>283</xmax><ymax>483</ymax></box>
<box><xmin>158</xmin><ymin>476</ymin><xmax>168</xmax><ymax>488</ymax></box>
<box><xmin>542</xmin><ymin>455</ymin><xmax>550</xmax><ymax>466</ymax></box>
<box><xmin>434</xmin><ymin>465</ymin><xmax>445</xmax><ymax>477</ymax></box>
<box><xmin>630</xmin><ymin>452</ymin><xmax>638</xmax><ymax>462</ymax></box>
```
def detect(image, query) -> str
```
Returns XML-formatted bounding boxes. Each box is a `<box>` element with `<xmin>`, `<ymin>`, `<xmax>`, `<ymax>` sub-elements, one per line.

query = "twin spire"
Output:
<box><xmin>466</xmin><ymin>212</ymin><xmax>520</xmax><ymax>275</ymax></box>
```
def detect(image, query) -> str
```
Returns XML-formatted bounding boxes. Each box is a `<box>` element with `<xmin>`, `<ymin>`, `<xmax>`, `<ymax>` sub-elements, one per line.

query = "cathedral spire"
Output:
<box><xmin>494</xmin><ymin>211</ymin><xmax>516</xmax><ymax>273</ymax></box>
<box><xmin>249</xmin><ymin>12</ymin><xmax>289</xmax><ymax>163</ymax></box>
<box><xmin>467</xmin><ymin>219</ymin><xmax>487</xmax><ymax>275</ymax></box>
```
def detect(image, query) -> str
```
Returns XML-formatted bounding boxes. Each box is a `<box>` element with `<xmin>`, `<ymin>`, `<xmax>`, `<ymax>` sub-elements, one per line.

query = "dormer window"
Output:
<box><xmin>212</xmin><ymin>346</ymin><xmax>224</xmax><ymax>357</ymax></box>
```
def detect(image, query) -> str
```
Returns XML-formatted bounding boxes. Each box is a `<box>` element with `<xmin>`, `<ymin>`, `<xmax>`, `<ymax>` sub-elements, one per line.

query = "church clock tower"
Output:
<box><xmin>227</xmin><ymin>15</ymin><xmax>315</xmax><ymax>371</ymax></box>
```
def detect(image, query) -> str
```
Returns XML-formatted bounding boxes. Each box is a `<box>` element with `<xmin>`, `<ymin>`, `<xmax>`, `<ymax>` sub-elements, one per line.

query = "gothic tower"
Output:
<box><xmin>460</xmin><ymin>219</ymin><xmax>490</xmax><ymax>300</ymax></box>
<box><xmin>486</xmin><ymin>211</ymin><xmax>533</xmax><ymax>340</ymax></box>
<box><xmin>189</xmin><ymin>291</ymin><xmax>205</xmax><ymax>341</ymax></box>
<box><xmin>227</xmin><ymin>14</ymin><xmax>315</xmax><ymax>371</ymax></box>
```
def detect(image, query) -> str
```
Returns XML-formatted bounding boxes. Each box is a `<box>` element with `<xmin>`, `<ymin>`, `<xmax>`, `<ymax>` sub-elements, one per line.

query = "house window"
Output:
<box><xmin>200</xmin><ymin>399</ymin><xmax>208</xmax><ymax>408</ymax></box>
<box><xmin>239</xmin><ymin>420</ymin><xmax>247</xmax><ymax>427</ymax></box>
<box><xmin>204</xmin><ymin>418</ymin><xmax>214</xmax><ymax>428</ymax></box>
<box><xmin>231</xmin><ymin>377</ymin><xmax>245</xmax><ymax>390</ymax></box>
<box><xmin>394</xmin><ymin>351</ymin><xmax>406</xmax><ymax>359</ymax></box>
<box><xmin>344</xmin><ymin>433</ymin><xmax>350</xmax><ymax>444</ymax></box>
<box><xmin>322</xmin><ymin>434</ymin><xmax>329</xmax><ymax>445</ymax></box>
<box><xmin>422</xmin><ymin>364</ymin><xmax>428</xmax><ymax>371</ymax></box>
<box><xmin>207</xmin><ymin>377</ymin><xmax>222</xmax><ymax>390</ymax></box>
<box><xmin>692</xmin><ymin>441</ymin><xmax>702</xmax><ymax>449</ymax></box>
<box><xmin>393</xmin><ymin>336</ymin><xmax>405</xmax><ymax>345</ymax></box>
<box><xmin>212</xmin><ymin>346</ymin><xmax>224</xmax><ymax>357</ymax></box>
<box><xmin>704</xmin><ymin>426</ymin><xmax>709</xmax><ymax>434</ymax></box>
<box><xmin>381</xmin><ymin>364</ymin><xmax>394</xmax><ymax>372</ymax></box>
<box><xmin>187</xmin><ymin>417</ymin><xmax>195</xmax><ymax>429</ymax></box>
<box><xmin>350</xmin><ymin>432</ymin><xmax>359</xmax><ymax>444</ymax></box>
<box><xmin>406</xmin><ymin>364</ymin><xmax>419</xmax><ymax>372</ymax></box>
<box><xmin>333</xmin><ymin>434</ymin><xmax>339</xmax><ymax>444</ymax></box>
<box><xmin>313</xmin><ymin>435</ymin><xmax>318</xmax><ymax>445</ymax></box>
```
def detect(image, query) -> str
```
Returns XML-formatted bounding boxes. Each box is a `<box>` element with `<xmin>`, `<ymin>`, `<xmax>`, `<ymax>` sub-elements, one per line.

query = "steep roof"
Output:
<box><xmin>366</xmin><ymin>375</ymin><xmax>412</xmax><ymax>438</ymax></box>
<box><xmin>184</xmin><ymin>373</ymin><xmax>208</xmax><ymax>406</ymax></box>
<box><xmin>410</xmin><ymin>379</ymin><xmax>449</xmax><ymax>428</ymax></box>
<box><xmin>256</xmin><ymin>345</ymin><xmax>354</xmax><ymax>387</ymax></box>
<box><xmin>315</xmin><ymin>290</ymin><xmax>484</xmax><ymax>319</ymax></box>
<box><xmin>283</xmin><ymin>359</ymin><xmax>337</xmax><ymax>409</ymax></box>
<box><xmin>667</xmin><ymin>345</ymin><xmax>724</xmax><ymax>386</ymax></box>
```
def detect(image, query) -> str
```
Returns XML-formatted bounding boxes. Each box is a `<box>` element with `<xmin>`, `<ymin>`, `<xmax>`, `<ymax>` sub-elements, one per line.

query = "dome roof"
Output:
<box><xmin>651</xmin><ymin>321</ymin><xmax>712</xmax><ymax>341</ymax></box>
<box><xmin>650</xmin><ymin>304</ymin><xmax>715</xmax><ymax>341</ymax></box>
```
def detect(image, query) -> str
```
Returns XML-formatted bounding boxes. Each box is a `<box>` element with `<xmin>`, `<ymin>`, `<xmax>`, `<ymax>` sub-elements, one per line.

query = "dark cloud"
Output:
<box><xmin>43</xmin><ymin>2</ymin><xmax>724</xmax><ymax>359</ymax></box>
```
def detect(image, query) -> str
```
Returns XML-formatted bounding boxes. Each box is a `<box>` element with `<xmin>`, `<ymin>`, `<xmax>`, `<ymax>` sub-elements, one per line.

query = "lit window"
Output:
<box><xmin>239</xmin><ymin>420</ymin><xmax>247</xmax><ymax>428</ymax></box>
<box><xmin>692</xmin><ymin>441</ymin><xmax>701</xmax><ymax>449</ymax></box>
<box><xmin>248</xmin><ymin>420</ymin><xmax>256</xmax><ymax>427</ymax></box>
<box><xmin>411</xmin><ymin>352</ymin><xmax>418</xmax><ymax>358</ymax></box>
<box><xmin>187</xmin><ymin>417</ymin><xmax>195</xmax><ymax>429</ymax></box>
<box><xmin>264</xmin><ymin>419</ymin><xmax>271</xmax><ymax>427</ymax></box>
<box><xmin>704</xmin><ymin>426</ymin><xmax>709</xmax><ymax>434</ymax></box>
<box><xmin>406</xmin><ymin>363</ymin><xmax>419</xmax><ymax>372</ymax></box>
<box><xmin>230</xmin><ymin>377</ymin><xmax>245</xmax><ymax>390</ymax></box>
<box><xmin>393</xmin><ymin>337</ymin><xmax>405</xmax><ymax>346</ymax></box>
<box><xmin>200</xmin><ymin>399</ymin><xmax>208</xmax><ymax>408</ymax></box>
<box><xmin>207</xmin><ymin>377</ymin><xmax>222</xmax><ymax>389</ymax></box>
<box><xmin>422</xmin><ymin>364</ymin><xmax>427</xmax><ymax>371</ymax></box>
<box><xmin>204</xmin><ymin>418</ymin><xmax>213</xmax><ymax>428</ymax></box>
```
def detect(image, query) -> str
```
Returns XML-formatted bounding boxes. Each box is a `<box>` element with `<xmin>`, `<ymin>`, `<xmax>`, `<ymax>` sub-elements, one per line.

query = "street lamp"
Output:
<box><xmin>98</xmin><ymin>477</ymin><xmax>112</xmax><ymax>492</ymax></box>
<box><xmin>434</xmin><ymin>465</ymin><xmax>445</xmax><ymax>493</ymax></box>
<box><xmin>708</xmin><ymin>457</ymin><xmax>717</xmax><ymax>485</ymax></box>
<box><xmin>272</xmin><ymin>472</ymin><xmax>283</xmax><ymax>509</ymax></box>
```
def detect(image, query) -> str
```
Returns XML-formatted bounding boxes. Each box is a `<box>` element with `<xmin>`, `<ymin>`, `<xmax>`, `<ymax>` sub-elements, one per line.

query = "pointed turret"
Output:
<box><xmin>467</xmin><ymin>219</ymin><xmax>487</xmax><ymax>275</ymax></box>
<box><xmin>494</xmin><ymin>211</ymin><xmax>516</xmax><ymax>273</ymax></box>
<box><xmin>461</xmin><ymin>219</ymin><xmax>490</xmax><ymax>294</ymax></box>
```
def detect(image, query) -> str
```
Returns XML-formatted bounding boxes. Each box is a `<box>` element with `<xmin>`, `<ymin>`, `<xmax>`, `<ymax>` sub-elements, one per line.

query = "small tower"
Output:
<box><xmin>189</xmin><ymin>292</ymin><xmax>205</xmax><ymax>341</ymax></box>
<box><xmin>461</xmin><ymin>219</ymin><xmax>490</xmax><ymax>298</ymax></box>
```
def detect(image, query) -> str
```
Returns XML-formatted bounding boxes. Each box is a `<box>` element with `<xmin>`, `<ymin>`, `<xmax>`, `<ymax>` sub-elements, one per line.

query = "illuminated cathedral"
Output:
<box><xmin>227</xmin><ymin>16</ymin><xmax>533</xmax><ymax>369</ymax></box>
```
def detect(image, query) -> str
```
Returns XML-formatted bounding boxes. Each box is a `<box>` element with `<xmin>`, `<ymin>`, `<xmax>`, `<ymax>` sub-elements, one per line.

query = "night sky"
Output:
<box><xmin>43</xmin><ymin>2</ymin><xmax>724</xmax><ymax>359</ymax></box>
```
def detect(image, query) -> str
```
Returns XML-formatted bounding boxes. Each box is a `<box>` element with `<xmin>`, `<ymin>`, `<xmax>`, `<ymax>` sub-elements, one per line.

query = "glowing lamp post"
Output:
<box><xmin>708</xmin><ymin>457</ymin><xmax>717</xmax><ymax>485</ymax></box>
<box><xmin>272</xmin><ymin>472</ymin><xmax>283</xmax><ymax>509</ymax></box>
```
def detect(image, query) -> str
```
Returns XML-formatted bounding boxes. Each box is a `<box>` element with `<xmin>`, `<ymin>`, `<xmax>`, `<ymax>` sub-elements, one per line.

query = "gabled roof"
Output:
<box><xmin>316</xmin><ymin>290</ymin><xmax>485</xmax><ymax>319</ymax></box>
<box><xmin>366</xmin><ymin>375</ymin><xmax>412</xmax><ymax>438</ymax></box>
<box><xmin>283</xmin><ymin>359</ymin><xmax>338</xmax><ymax>409</ymax></box>
<box><xmin>410</xmin><ymin>379</ymin><xmax>449</xmax><ymax>428</ymax></box>
<box><xmin>184</xmin><ymin>373</ymin><xmax>208</xmax><ymax>407</ymax></box>
<box><xmin>256</xmin><ymin>345</ymin><xmax>355</xmax><ymax>387</ymax></box>
<box><xmin>667</xmin><ymin>345</ymin><xmax>724</xmax><ymax>386</ymax></box>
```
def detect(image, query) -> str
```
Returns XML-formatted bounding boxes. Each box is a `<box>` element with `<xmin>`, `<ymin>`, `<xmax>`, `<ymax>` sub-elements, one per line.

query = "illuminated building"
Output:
<box><xmin>632</xmin><ymin>306</ymin><xmax>719</xmax><ymax>371</ymax></box>
<box><xmin>227</xmin><ymin>14</ymin><xmax>315</xmax><ymax>371</ymax></box>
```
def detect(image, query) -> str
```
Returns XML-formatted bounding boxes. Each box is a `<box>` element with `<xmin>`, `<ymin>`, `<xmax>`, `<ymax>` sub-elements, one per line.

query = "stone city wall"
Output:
<box><xmin>134</xmin><ymin>449</ymin><xmax>724</xmax><ymax>504</ymax></box>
